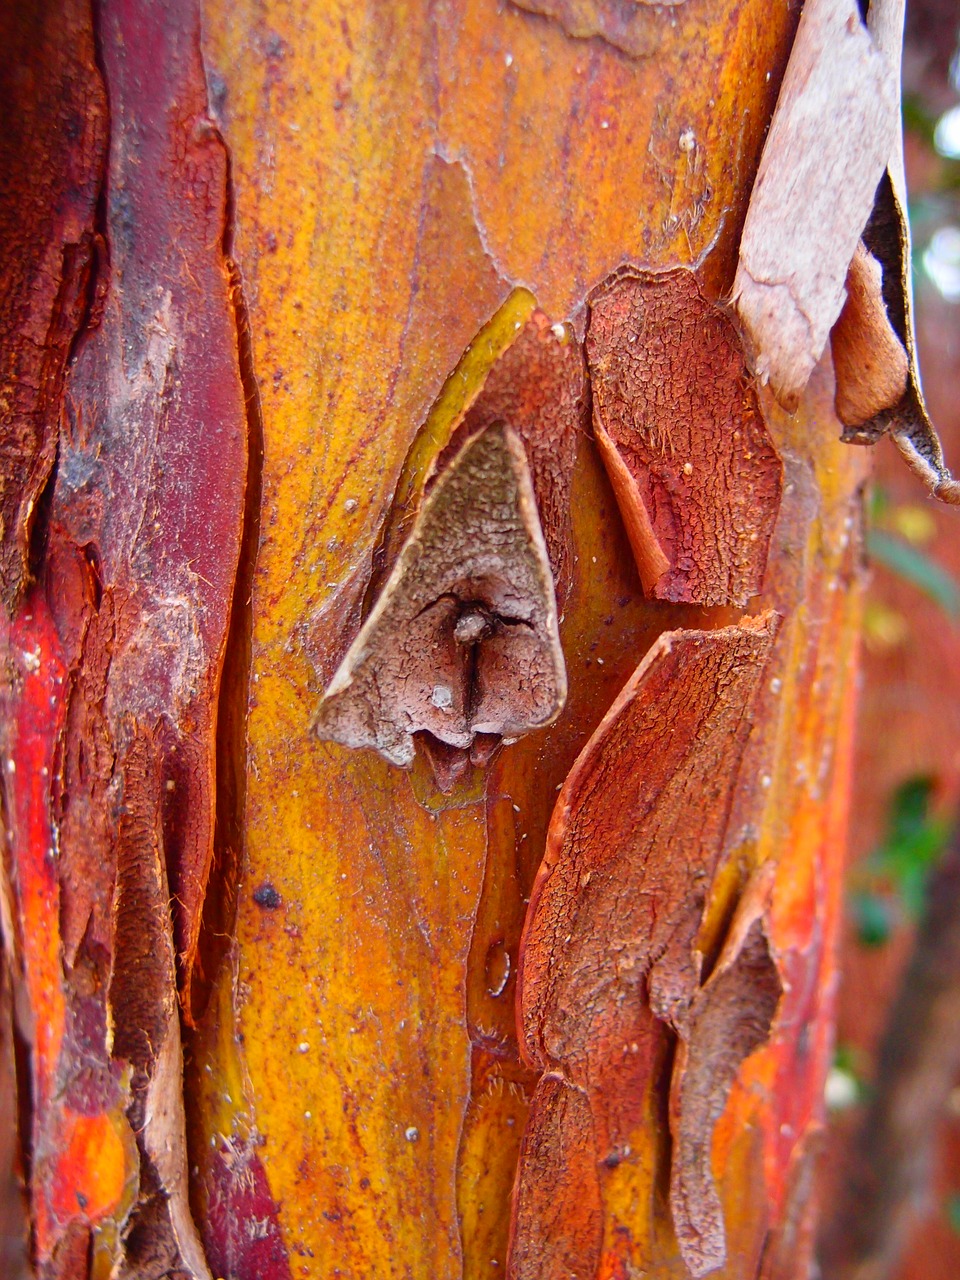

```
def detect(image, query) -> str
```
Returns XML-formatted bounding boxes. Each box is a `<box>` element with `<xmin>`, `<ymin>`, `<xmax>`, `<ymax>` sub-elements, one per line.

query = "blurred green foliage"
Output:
<box><xmin>867</xmin><ymin>529</ymin><xmax>960</xmax><ymax>620</ymax></box>
<box><xmin>946</xmin><ymin>1192</ymin><xmax>960</xmax><ymax>1236</ymax></box>
<box><xmin>851</xmin><ymin>776</ymin><xmax>953</xmax><ymax>947</ymax></box>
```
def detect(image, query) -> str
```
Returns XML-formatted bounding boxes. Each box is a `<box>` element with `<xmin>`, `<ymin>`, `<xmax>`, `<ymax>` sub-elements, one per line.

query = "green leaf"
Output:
<box><xmin>850</xmin><ymin>891</ymin><xmax>893</xmax><ymax>948</ymax></box>
<box><xmin>866</xmin><ymin>776</ymin><xmax>953</xmax><ymax>919</ymax></box>
<box><xmin>867</xmin><ymin>529</ymin><xmax>960</xmax><ymax>621</ymax></box>
<box><xmin>902</xmin><ymin>94</ymin><xmax>938</xmax><ymax>147</ymax></box>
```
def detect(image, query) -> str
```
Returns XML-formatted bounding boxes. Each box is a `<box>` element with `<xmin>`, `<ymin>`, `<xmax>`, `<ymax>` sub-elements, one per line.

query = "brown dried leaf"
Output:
<box><xmin>586</xmin><ymin>268</ymin><xmax>782</xmax><ymax>607</ymax></box>
<box><xmin>851</xmin><ymin>0</ymin><xmax>960</xmax><ymax>503</ymax></box>
<box><xmin>733</xmin><ymin>0</ymin><xmax>899</xmax><ymax>408</ymax></box>
<box><xmin>830</xmin><ymin>240</ymin><xmax>909</xmax><ymax>428</ymax></box>
<box><xmin>313</xmin><ymin>423</ymin><xmax>566</xmax><ymax>766</ymax></box>
<box><xmin>669</xmin><ymin>881</ymin><xmax>782</xmax><ymax>1278</ymax></box>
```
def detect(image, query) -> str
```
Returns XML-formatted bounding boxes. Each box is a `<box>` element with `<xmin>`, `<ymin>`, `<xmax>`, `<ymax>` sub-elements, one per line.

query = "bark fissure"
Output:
<box><xmin>187</xmin><ymin>110</ymin><xmax>265</xmax><ymax>1024</ymax></box>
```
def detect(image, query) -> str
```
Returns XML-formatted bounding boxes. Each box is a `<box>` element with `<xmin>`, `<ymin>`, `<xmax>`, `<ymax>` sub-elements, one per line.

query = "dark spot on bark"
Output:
<box><xmin>253</xmin><ymin>883</ymin><xmax>282</xmax><ymax>909</ymax></box>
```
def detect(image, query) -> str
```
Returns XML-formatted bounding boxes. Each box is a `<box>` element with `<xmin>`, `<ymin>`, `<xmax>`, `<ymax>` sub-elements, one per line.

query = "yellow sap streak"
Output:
<box><xmin>198</xmin><ymin>0</ymin><xmax>860</xmax><ymax>1274</ymax></box>
<box><xmin>378</xmin><ymin>287</ymin><xmax>537</xmax><ymax>574</ymax></box>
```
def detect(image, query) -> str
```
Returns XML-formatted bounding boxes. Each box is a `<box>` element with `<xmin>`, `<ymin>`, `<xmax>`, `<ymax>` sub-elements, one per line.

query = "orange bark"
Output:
<box><xmin>0</xmin><ymin>1</ymin><xmax>875</xmax><ymax>1278</ymax></box>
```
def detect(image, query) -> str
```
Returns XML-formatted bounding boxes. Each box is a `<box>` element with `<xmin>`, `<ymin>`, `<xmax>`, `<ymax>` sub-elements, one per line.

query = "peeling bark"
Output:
<box><xmin>0</xmin><ymin>0</ymin><xmax>871</xmax><ymax>1274</ymax></box>
<box><xmin>736</xmin><ymin>0</ymin><xmax>960</xmax><ymax>502</ymax></box>
<box><xmin>670</xmin><ymin>881</ymin><xmax>783</xmax><ymax>1277</ymax></box>
<box><xmin>510</xmin><ymin>615</ymin><xmax>778</xmax><ymax>1279</ymax></box>
<box><xmin>856</xmin><ymin>0</ymin><xmax>960</xmax><ymax>502</ymax></box>
<box><xmin>733</xmin><ymin>0</ymin><xmax>898</xmax><ymax>408</ymax></box>
<box><xmin>1</xmin><ymin>0</ymin><xmax>247</xmax><ymax>1272</ymax></box>
<box><xmin>0</xmin><ymin>0</ymin><xmax>107</xmax><ymax>612</ymax></box>
<box><xmin>830</xmin><ymin>241</ymin><xmax>909</xmax><ymax>428</ymax></box>
<box><xmin>586</xmin><ymin>267</ymin><xmax>782</xmax><ymax>607</ymax></box>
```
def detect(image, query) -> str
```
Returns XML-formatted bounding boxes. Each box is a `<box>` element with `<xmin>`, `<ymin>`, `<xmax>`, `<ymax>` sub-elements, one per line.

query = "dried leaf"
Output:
<box><xmin>852</xmin><ymin>0</ymin><xmax>960</xmax><ymax>503</ymax></box>
<box><xmin>830</xmin><ymin>240</ymin><xmax>909</xmax><ymax>427</ymax></box>
<box><xmin>313</xmin><ymin>423</ymin><xmax>566</xmax><ymax>766</ymax></box>
<box><xmin>669</xmin><ymin>881</ymin><xmax>782</xmax><ymax>1277</ymax></box>
<box><xmin>733</xmin><ymin>0</ymin><xmax>899</xmax><ymax>408</ymax></box>
<box><xmin>510</xmin><ymin>615</ymin><xmax>777</xmax><ymax>1278</ymax></box>
<box><xmin>586</xmin><ymin>268</ymin><xmax>782</xmax><ymax>607</ymax></box>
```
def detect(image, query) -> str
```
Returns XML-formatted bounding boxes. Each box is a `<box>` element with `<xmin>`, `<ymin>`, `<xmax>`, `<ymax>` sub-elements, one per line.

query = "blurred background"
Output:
<box><xmin>820</xmin><ymin>3</ymin><xmax>960</xmax><ymax>1277</ymax></box>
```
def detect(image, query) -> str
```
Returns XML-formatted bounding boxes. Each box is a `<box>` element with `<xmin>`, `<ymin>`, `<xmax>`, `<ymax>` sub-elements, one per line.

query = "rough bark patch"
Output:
<box><xmin>670</xmin><ymin>915</ymin><xmax>782</xmax><ymax>1277</ymax></box>
<box><xmin>52</xmin><ymin>0</ymin><xmax>248</xmax><ymax>1005</ymax></box>
<box><xmin>510</xmin><ymin>616</ymin><xmax>777</xmax><ymax>1278</ymax></box>
<box><xmin>507</xmin><ymin>1075</ymin><xmax>603</xmax><ymax>1280</ymax></box>
<box><xmin>733</xmin><ymin>0</ymin><xmax>898</xmax><ymax>408</ymax></box>
<box><xmin>0</xmin><ymin>0</ymin><xmax>106</xmax><ymax>610</ymax></box>
<box><xmin>586</xmin><ymin>268</ymin><xmax>782</xmax><ymax>607</ymax></box>
<box><xmin>314</xmin><ymin>423</ymin><xmax>566</xmax><ymax>767</ymax></box>
<box><xmin>511</xmin><ymin>0</ymin><xmax>685</xmax><ymax>59</ymax></box>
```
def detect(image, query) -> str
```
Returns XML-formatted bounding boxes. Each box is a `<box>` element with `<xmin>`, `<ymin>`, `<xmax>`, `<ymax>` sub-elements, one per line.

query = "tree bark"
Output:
<box><xmin>0</xmin><ymin>1</ymin><xmax>877</xmax><ymax>1277</ymax></box>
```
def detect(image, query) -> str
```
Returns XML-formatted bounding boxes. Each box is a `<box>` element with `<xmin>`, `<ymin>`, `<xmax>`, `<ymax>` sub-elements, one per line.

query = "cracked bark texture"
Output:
<box><xmin>586</xmin><ymin>268</ymin><xmax>782</xmax><ymax>607</ymax></box>
<box><xmin>1</xmin><ymin>0</ymin><xmax>246</xmax><ymax>1274</ymax></box>
<box><xmin>512</xmin><ymin>618</ymin><xmax>778</xmax><ymax>1280</ymax></box>
<box><xmin>1</xmin><ymin>0</ymin><xmax>873</xmax><ymax>1277</ymax></box>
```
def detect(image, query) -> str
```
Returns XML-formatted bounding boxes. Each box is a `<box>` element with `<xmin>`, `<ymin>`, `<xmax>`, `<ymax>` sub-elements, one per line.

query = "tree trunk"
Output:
<box><xmin>1</xmin><ymin>1</ymin><xmax>888</xmax><ymax>1277</ymax></box>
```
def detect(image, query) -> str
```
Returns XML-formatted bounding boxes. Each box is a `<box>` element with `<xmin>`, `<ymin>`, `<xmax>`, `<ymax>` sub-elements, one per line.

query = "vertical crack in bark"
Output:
<box><xmin>178</xmin><ymin>48</ymin><xmax>292</xmax><ymax>1280</ymax></box>
<box><xmin>187</xmin><ymin>116</ymin><xmax>264</xmax><ymax>1025</ymax></box>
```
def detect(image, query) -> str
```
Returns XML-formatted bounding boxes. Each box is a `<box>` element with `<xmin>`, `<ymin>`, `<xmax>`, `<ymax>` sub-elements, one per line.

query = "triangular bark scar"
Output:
<box><xmin>312</xmin><ymin>422</ymin><xmax>566</xmax><ymax>766</ymax></box>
